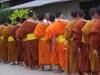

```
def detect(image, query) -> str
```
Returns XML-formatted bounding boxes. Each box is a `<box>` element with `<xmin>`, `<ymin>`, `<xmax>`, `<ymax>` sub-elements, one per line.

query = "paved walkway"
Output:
<box><xmin>0</xmin><ymin>63</ymin><xmax>66</xmax><ymax>75</ymax></box>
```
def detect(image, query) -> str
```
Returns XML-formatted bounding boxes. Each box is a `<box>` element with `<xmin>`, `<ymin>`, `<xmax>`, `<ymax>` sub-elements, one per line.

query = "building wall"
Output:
<box><xmin>33</xmin><ymin>2</ymin><xmax>79</xmax><ymax>19</ymax></box>
<box><xmin>33</xmin><ymin>0</ymin><xmax>96</xmax><ymax>19</ymax></box>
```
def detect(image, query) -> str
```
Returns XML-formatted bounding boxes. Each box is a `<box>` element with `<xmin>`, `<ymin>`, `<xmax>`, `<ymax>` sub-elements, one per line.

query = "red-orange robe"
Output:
<box><xmin>46</xmin><ymin>19</ymin><xmax>69</xmax><ymax>70</ymax></box>
<box><xmin>8</xmin><ymin>25</ymin><xmax>17</xmax><ymax>62</ymax></box>
<box><xmin>90</xmin><ymin>20</ymin><xmax>100</xmax><ymax>72</ymax></box>
<box><xmin>11</xmin><ymin>25</ymin><xmax>23</xmax><ymax>63</ymax></box>
<box><xmin>0</xmin><ymin>25</ymin><xmax>6</xmax><ymax>61</ymax></box>
<box><xmin>16</xmin><ymin>20</ymin><xmax>38</xmax><ymax>67</ymax></box>
<box><xmin>82</xmin><ymin>20</ymin><xmax>98</xmax><ymax>73</ymax></box>
<box><xmin>64</xmin><ymin>19</ymin><xmax>78</xmax><ymax>73</ymax></box>
<box><xmin>72</xmin><ymin>20</ymin><xmax>90</xmax><ymax>72</ymax></box>
<box><xmin>2</xmin><ymin>25</ymin><xmax>12</xmax><ymax>61</ymax></box>
<box><xmin>34</xmin><ymin>22</ymin><xmax>51</xmax><ymax>65</ymax></box>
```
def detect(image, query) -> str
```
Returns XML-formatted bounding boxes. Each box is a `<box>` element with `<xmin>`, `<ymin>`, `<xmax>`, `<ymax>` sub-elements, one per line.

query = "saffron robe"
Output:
<box><xmin>10</xmin><ymin>24</ymin><xmax>23</xmax><ymax>62</ymax></box>
<box><xmin>8</xmin><ymin>25</ymin><xmax>17</xmax><ymax>62</ymax></box>
<box><xmin>64</xmin><ymin>19</ymin><xmax>79</xmax><ymax>73</ymax></box>
<box><xmin>46</xmin><ymin>19</ymin><xmax>69</xmax><ymax>70</ymax></box>
<box><xmin>90</xmin><ymin>20</ymin><xmax>100</xmax><ymax>72</ymax></box>
<box><xmin>0</xmin><ymin>25</ymin><xmax>6</xmax><ymax>61</ymax></box>
<box><xmin>14</xmin><ymin>25</ymin><xmax>24</xmax><ymax>62</ymax></box>
<box><xmin>16</xmin><ymin>20</ymin><xmax>38</xmax><ymax>67</ymax></box>
<box><xmin>82</xmin><ymin>20</ymin><xmax>98</xmax><ymax>72</ymax></box>
<box><xmin>73</xmin><ymin>20</ymin><xmax>90</xmax><ymax>72</ymax></box>
<box><xmin>34</xmin><ymin>22</ymin><xmax>51</xmax><ymax>65</ymax></box>
<box><xmin>2</xmin><ymin>25</ymin><xmax>13</xmax><ymax>61</ymax></box>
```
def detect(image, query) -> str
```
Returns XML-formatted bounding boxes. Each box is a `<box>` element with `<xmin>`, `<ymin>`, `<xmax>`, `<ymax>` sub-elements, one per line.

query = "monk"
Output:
<box><xmin>16</xmin><ymin>12</ymin><xmax>38</xmax><ymax>69</ymax></box>
<box><xmin>16</xmin><ymin>17</ymin><xmax>26</xmax><ymax>65</ymax></box>
<box><xmin>82</xmin><ymin>8</ymin><xmax>98</xmax><ymax>75</ymax></box>
<box><xmin>64</xmin><ymin>10</ymin><xmax>79</xmax><ymax>74</ymax></box>
<box><xmin>90</xmin><ymin>7</ymin><xmax>100</xmax><ymax>75</ymax></box>
<box><xmin>46</xmin><ymin>12</ymin><xmax>69</xmax><ymax>72</ymax></box>
<box><xmin>14</xmin><ymin>17</ymin><xmax>24</xmax><ymax>65</ymax></box>
<box><xmin>34</xmin><ymin>15</ymin><xmax>51</xmax><ymax>70</ymax></box>
<box><xmin>72</xmin><ymin>9</ymin><xmax>89</xmax><ymax>75</ymax></box>
<box><xmin>7</xmin><ymin>25</ymin><xmax>18</xmax><ymax>65</ymax></box>
<box><xmin>2</xmin><ymin>21</ymin><xmax>12</xmax><ymax>63</ymax></box>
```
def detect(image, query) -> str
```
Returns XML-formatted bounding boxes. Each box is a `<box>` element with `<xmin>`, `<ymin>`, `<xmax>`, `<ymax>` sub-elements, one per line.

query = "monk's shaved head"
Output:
<box><xmin>71</xmin><ymin>10</ymin><xmax>77</xmax><ymax>18</ymax></box>
<box><xmin>89</xmin><ymin>8</ymin><xmax>96</xmax><ymax>17</ymax></box>
<box><xmin>55</xmin><ymin>12</ymin><xmax>63</xmax><ymax>18</ymax></box>
<box><xmin>49</xmin><ymin>15</ymin><xmax>55</xmax><ymax>22</ymax></box>
<box><xmin>96</xmin><ymin>7</ymin><xmax>100</xmax><ymax>16</ymax></box>
<box><xmin>16</xmin><ymin>17</ymin><xmax>21</xmax><ymax>23</ymax></box>
<box><xmin>38</xmin><ymin>15</ymin><xmax>44</xmax><ymax>21</ymax></box>
<box><xmin>28</xmin><ymin>12</ymin><xmax>33</xmax><ymax>17</ymax></box>
<box><xmin>77</xmin><ymin>9</ymin><xmax>85</xmax><ymax>17</ymax></box>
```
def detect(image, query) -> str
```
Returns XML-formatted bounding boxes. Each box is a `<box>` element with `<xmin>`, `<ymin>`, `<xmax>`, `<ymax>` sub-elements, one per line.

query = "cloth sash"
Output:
<box><xmin>82</xmin><ymin>33</ymin><xmax>89</xmax><ymax>44</ymax></box>
<box><xmin>0</xmin><ymin>36</ymin><xmax>4</xmax><ymax>40</ymax></box>
<box><xmin>22</xmin><ymin>33</ymin><xmax>36</xmax><ymax>41</ymax></box>
<box><xmin>40</xmin><ymin>36</ymin><xmax>46</xmax><ymax>41</ymax></box>
<box><xmin>56</xmin><ymin>35</ymin><xmax>65</xmax><ymax>43</ymax></box>
<box><xmin>8</xmin><ymin>36</ymin><xmax>15</xmax><ymax>42</ymax></box>
<box><xmin>26</xmin><ymin>33</ymin><xmax>36</xmax><ymax>41</ymax></box>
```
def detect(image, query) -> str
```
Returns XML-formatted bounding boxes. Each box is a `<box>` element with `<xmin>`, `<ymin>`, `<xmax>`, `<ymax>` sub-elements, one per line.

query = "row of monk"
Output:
<box><xmin>0</xmin><ymin>7</ymin><xmax>100</xmax><ymax>75</ymax></box>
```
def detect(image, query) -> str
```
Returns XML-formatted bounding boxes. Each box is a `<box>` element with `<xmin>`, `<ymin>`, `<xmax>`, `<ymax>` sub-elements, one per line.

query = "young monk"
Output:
<box><xmin>72</xmin><ymin>9</ymin><xmax>89</xmax><ymax>75</ymax></box>
<box><xmin>16</xmin><ymin>17</ymin><xmax>26</xmax><ymax>65</ymax></box>
<box><xmin>2</xmin><ymin>20</ymin><xmax>12</xmax><ymax>63</ymax></box>
<box><xmin>14</xmin><ymin>17</ymin><xmax>24</xmax><ymax>65</ymax></box>
<box><xmin>90</xmin><ymin>7</ymin><xmax>100</xmax><ymax>75</ymax></box>
<box><xmin>7</xmin><ymin>25</ymin><xmax>18</xmax><ymax>65</ymax></box>
<box><xmin>16</xmin><ymin>12</ymin><xmax>38</xmax><ymax>69</ymax></box>
<box><xmin>82</xmin><ymin>8</ymin><xmax>98</xmax><ymax>75</ymax></box>
<box><xmin>64</xmin><ymin>10</ymin><xmax>79</xmax><ymax>74</ymax></box>
<box><xmin>34</xmin><ymin>15</ymin><xmax>52</xmax><ymax>71</ymax></box>
<box><xmin>46</xmin><ymin>12</ymin><xmax>69</xmax><ymax>72</ymax></box>
<box><xmin>8</xmin><ymin>17</ymin><xmax>22</xmax><ymax>65</ymax></box>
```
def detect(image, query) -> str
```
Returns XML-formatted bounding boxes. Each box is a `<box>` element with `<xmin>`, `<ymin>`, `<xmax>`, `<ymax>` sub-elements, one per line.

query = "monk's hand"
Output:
<box><xmin>94</xmin><ymin>50</ymin><xmax>98</xmax><ymax>56</ymax></box>
<box><xmin>78</xmin><ymin>48</ymin><xmax>81</xmax><ymax>53</ymax></box>
<box><xmin>64</xmin><ymin>48</ymin><xmax>67</xmax><ymax>51</ymax></box>
<box><xmin>64</xmin><ymin>41</ymin><xmax>67</xmax><ymax>46</ymax></box>
<box><xmin>52</xmin><ymin>46</ymin><xmax>55</xmax><ymax>51</ymax></box>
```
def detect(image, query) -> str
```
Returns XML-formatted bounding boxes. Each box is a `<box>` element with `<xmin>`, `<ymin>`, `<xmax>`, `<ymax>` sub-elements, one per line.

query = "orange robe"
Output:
<box><xmin>73</xmin><ymin>20</ymin><xmax>90</xmax><ymax>72</ymax></box>
<box><xmin>7</xmin><ymin>25</ymin><xmax>17</xmax><ymax>62</ymax></box>
<box><xmin>2</xmin><ymin>25</ymin><xmax>12</xmax><ymax>61</ymax></box>
<box><xmin>90</xmin><ymin>20</ymin><xmax>100</xmax><ymax>72</ymax></box>
<box><xmin>10</xmin><ymin>25</ymin><xmax>23</xmax><ymax>62</ymax></box>
<box><xmin>0</xmin><ymin>25</ymin><xmax>6</xmax><ymax>61</ymax></box>
<box><xmin>82</xmin><ymin>20</ymin><xmax>98</xmax><ymax>72</ymax></box>
<box><xmin>16</xmin><ymin>20</ymin><xmax>38</xmax><ymax>67</ymax></box>
<box><xmin>34</xmin><ymin>22</ymin><xmax>51</xmax><ymax>65</ymax></box>
<box><xmin>46</xmin><ymin>19</ymin><xmax>69</xmax><ymax>70</ymax></box>
<box><xmin>64</xmin><ymin>19</ymin><xmax>78</xmax><ymax>73</ymax></box>
<box><xmin>14</xmin><ymin>25</ymin><xmax>24</xmax><ymax>62</ymax></box>
<box><xmin>46</xmin><ymin>25</ymin><xmax>58</xmax><ymax>65</ymax></box>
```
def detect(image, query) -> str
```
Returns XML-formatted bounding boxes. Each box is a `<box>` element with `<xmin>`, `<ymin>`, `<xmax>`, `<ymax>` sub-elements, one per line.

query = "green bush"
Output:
<box><xmin>9</xmin><ymin>9</ymin><xmax>37</xmax><ymax>24</ymax></box>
